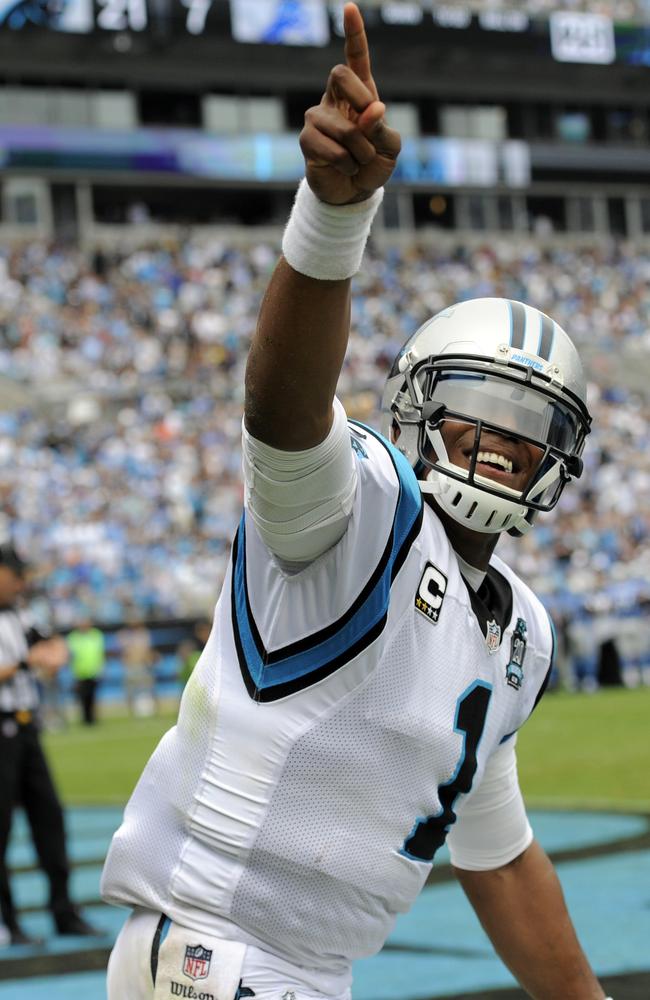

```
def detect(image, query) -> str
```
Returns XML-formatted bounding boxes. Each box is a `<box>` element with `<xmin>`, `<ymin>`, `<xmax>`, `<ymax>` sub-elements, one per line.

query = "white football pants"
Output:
<box><xmin>107</xmin><ymin>908</ymin><xmax>352</xmax><ymax>1000</ymax></box>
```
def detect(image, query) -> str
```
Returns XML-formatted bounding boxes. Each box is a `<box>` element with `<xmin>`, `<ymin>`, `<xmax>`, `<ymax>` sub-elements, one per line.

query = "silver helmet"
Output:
<box><xmin>380</xmin><ymin>297</ymin><xmax>592</xmax><ymax>536</ymax></box>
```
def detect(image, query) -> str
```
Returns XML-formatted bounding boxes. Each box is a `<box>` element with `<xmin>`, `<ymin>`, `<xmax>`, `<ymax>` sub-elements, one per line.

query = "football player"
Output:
<box><xmin>102</xmin><ymin>5</ymin><xmax>612</xmax><ymax>999</ymax></box>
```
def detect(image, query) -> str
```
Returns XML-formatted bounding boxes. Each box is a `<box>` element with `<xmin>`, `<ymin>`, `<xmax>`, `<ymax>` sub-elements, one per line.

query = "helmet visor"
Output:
<box><xmin>428</xmin><ymin>371</ymin><xmax>581</xmax><ymax>454</ymax></box>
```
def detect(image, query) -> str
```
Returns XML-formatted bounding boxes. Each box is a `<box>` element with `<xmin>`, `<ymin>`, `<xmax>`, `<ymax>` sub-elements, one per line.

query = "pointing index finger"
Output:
<box><xmin>343</xmin><ymin>3</ymin><xmax>379</xmax><ymax>100</ymax></box>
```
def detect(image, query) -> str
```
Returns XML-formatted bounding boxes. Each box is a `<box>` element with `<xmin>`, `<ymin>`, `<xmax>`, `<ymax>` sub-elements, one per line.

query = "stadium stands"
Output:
<box><xmin>361</xmin><ymin>0</ymin><xmax>649</xmax><ymax>21</ymax></box>
<box><xmin>0</xmin><ymin>234</ymin><xmax>649</xmax><ymax>689</ymax></box>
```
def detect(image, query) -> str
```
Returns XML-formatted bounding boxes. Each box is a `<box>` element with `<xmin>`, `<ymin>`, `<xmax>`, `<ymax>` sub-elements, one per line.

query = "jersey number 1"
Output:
<box><xmin>400</xmin><ymin>681</ymin><xmax>492</xmax><ymax>863</ymax></box>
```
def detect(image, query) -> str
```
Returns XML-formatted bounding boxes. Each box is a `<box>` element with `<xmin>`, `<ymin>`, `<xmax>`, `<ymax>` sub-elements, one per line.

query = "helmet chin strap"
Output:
<box><xmin>425</xmin><ymin>467</ymin><xmax>530</xmax><ymax>534</ymax></box>
<box><xmin>417</xmin><ymin>425</ymin><xmax>530</xmax><ymax>534</ymax></box>
<box><xmin>418</xmin><ymin>473</ymin><xmax>442</xmax><ymax>496</ymax></box>
<box><xmin>525</xmin><ymin>461</ymin><xmax>563</xmax><ymax>504</ymax></box>
<box><xmin>421</xmin><ymin>424</ymin><xmax>562</xmax><ymax>534</ymax></box>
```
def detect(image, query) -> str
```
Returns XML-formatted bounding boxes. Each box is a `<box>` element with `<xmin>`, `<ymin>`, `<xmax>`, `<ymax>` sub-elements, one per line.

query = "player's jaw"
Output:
<box><xmin>441</xmin><ymin>421</ymin><xmax>543</xmax><ymax>493</ymax></box>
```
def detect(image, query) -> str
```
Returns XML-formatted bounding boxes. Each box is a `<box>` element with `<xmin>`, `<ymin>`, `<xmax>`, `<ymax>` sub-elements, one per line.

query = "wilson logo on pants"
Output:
<box><xmin>170</xmin><ymin>984</ymin><xmax>214</xmax><ymax>999</ymax></box>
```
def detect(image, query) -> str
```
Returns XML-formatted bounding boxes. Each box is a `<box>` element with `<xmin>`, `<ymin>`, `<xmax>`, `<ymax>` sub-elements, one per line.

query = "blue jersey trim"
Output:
<box><xmin>232</xmin><ymin>426</ymin><xmax>423</xmax><ymax>701</ymax></box>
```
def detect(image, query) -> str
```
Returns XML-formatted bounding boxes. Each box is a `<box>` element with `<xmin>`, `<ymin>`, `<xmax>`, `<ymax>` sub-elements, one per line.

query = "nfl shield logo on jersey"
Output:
<box><xmin>485</xmin><ymin>619</ymin><xmax>501</xmax><ymax>654</ymax></box>
<box><xmin>182</xmin><ymin>943</ymin><xmax>212</xmax><ymax>981</ymax></box>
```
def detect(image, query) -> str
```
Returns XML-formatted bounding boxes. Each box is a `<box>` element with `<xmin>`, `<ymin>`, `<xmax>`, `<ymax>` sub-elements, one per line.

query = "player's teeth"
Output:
<box><xmin>477</xmin><ymin>451</ymin><xmax>513</xmax><ymax>473</ymax></box>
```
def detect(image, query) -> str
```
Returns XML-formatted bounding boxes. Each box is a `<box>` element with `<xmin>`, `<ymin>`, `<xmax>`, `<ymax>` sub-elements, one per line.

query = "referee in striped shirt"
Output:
<box><xmin>0</xmin><ymin>542</ymin><xmax>98</xmax><ymax>945</ymax></box>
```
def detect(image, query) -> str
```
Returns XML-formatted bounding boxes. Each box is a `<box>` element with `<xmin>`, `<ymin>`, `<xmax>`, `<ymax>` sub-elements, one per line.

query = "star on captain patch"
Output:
<box><xmin>485</xmin><ymin>619</ymin><xmax>501</xmax><ymax>654</ymax></box>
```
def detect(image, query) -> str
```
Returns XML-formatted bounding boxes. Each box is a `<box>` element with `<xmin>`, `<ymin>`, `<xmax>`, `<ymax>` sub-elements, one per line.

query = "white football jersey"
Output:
<box><xmin>101</xmin><ymin>423</ymin><xmax>554</xmax><ymax>979</ymax></box>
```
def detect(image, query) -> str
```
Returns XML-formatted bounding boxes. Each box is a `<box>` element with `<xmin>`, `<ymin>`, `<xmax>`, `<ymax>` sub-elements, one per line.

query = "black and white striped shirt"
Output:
<box><xmin>0</xmin><ymin>608</ymin><xmax>39</xmax><ymax>713</ymax></box>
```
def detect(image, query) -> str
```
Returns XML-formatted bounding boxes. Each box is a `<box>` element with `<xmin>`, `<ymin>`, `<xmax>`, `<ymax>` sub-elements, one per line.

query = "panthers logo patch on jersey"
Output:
<box><xmin>415</xmin><ymin>562</ymin><xmax>447</xmax><ymax>623</ymax></box>
<box><xmin>506</xmin><ymin>617</ymin><xmax>528</xmax><ymax>689</ymax></box>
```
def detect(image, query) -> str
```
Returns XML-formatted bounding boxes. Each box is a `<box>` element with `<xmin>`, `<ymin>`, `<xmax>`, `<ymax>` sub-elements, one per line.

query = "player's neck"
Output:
<box><xmin>427</xmin><ymin>497</ymin><xmax>500</xmax><ymax>573</ymax></box>
<box><xmin>454</xmin><ymin>553</ymin><xmax>486</xmax><ymax>591</ymax></box>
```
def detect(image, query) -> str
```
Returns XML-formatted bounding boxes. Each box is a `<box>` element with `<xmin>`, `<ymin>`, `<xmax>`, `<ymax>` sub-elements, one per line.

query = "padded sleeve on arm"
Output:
<box><xmin>242</xmin><ymin>397</ymin><xmax>358</xmax><ymax>564</ymax></box>
<box><xmin>447</xmin><ymin>736</ymin><xmax>533</xmax><ymax>871</ymax></box>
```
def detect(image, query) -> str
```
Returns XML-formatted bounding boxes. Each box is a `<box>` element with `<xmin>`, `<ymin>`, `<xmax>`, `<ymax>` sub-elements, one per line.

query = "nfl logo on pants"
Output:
<box><xmin>183</xmin><ymin>944</ymin><xmax>212</xmax><ymax>981</ymax></box>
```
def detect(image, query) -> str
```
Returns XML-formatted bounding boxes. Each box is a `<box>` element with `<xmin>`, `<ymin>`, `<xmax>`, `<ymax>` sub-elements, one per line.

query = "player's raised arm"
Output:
<box><xmin>244</xmin><ymin>2</ymin><xmax>400</xmax><ymax>451</ymax></box>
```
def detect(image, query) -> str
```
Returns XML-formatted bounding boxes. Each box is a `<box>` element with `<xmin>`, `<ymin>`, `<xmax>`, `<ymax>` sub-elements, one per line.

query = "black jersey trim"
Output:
<box><xmin>150</xmin><ymin>914</ymin><xmax>170</xmax><ymax>986</ymax></box>
<box><xmin>532</xmin><ymin>663</ymin><xmax>553</xmax><ymax>713</ymax></box>
<box><xmin>530</xmin><ymin>613</ymin><xmax>556</xmax><ymax>714</ymax></box>
<box><xmin>464</xmin><ymin>565</ymin><xmax>514</xmax><ymax>647</ymax></box>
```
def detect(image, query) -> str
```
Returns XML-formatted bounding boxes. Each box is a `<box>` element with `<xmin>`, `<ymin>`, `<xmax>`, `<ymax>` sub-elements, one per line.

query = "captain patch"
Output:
<box><xmin>415</xmin><ymin>562</ymin><xmax>447</xmax><ymax>623</ymax></box>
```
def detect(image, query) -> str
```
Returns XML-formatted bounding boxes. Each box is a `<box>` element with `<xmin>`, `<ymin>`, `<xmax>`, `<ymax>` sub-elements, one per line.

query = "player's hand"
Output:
<box><xmin>300</xmin><ymin>2</ymin><xmax>401</xmax><ymax>205</ymax></box>
<box><xmin>27</xmin><ymin>637</ymin><xmax>68</xmax><ymax>673</ymax></box>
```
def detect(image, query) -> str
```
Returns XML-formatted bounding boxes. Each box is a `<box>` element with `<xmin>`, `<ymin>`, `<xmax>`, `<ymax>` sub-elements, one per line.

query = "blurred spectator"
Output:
<box><xmin>28</xmin><ymin>590</ymin><xmax>68</xmax><ymax>731</ymax></box>
<box><xmin>116</xmin><ymin>618</ymin><xmax>157</xmax><ymax>716</ymax></box>
<box><xmin>550</xmin><ymin>612</ymin><xmax>574</xmax><ymax>692</ymax></box>
<box><xmin>597</xmin><ymin>637</ymin><xmax>623</xmax><ymax>687</ymax></box>
<box><xmin>177</xmin><ymin>618</ymin><xmax>211</xmax><ymax>687</ymax></box>
<box><xmin>36</xmin><ymin>664</ymin><xmax>67</xmax><ymax>731</ymax></box>
<box><xmin>66</xmin><ymin>619</ymin><xmax>105</xmax><ymax>725</ymax></box>
<box><xmin>565</xmin><ymin>606</ymin><xmax>599</xmax><ymax>693</ymax></box>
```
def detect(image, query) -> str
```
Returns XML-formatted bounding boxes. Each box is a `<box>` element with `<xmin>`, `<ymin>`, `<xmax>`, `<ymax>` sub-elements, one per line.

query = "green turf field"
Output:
<box><xmin>43</xmin><ymin>710</ymin><xmax>176</xmax><ymax>805</ymax></box>
<box><xmin>43</xmin><ymin>687</ymin><xmax>650</xmax><ymax>812</ymax></box>
<box><xmin>517</xmin><ymin>686</ymin><xmax>650</xmax><ymax>812</ymax></box>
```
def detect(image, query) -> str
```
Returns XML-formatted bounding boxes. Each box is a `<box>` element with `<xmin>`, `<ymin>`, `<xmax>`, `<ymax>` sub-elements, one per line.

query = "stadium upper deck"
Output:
<box><xmin>2</xmin><ymin>1</ymin><xmax>650</xmax><ymax>241</ymax></box>
<box><xmin>360</xmin><ymin>1</ymin><xmax>646</xmax><ymax>19</ymax></box>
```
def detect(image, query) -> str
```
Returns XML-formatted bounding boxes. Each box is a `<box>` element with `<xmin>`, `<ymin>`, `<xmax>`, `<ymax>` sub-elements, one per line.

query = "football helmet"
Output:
<box><xmin>380</xmin><ymin>297</ymin><xmax>592</xmax><ymax>536</ymax></box>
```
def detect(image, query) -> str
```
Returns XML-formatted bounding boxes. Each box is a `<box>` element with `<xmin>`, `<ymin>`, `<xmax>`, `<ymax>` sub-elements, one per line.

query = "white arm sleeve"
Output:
<box><xmin>447</xmin><ymin>735</ymin><xmax>533</xmax><ymax>871</ymax></box>
<box><xmin>242</xmin><ymin>397</ymin><xmax>357</xmax><ymax>564</ymax></box>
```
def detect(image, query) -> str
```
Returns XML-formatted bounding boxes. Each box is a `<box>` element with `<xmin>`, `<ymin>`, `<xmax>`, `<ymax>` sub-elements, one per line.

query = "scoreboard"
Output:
<box><xmin>0</xmin><ymin>0</ymin><xmax>224</xmax><ymax>36</ymax></box>
<box><xmin>0</xmin><ymin>0</ymin><xmax>331</xmax><ymax>38</ymax></box>
<box><xmin>0</xmin><ymin>0</ymin><xmax>647</xmax><ymax>68</ymax></box>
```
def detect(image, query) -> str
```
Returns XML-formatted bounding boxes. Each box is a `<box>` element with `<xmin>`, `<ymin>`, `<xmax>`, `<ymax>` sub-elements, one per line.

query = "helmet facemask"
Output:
<box><xmin>393</xmin><ymin>354</ymin><xmax>591</xmax><ymax>536</ymax></box>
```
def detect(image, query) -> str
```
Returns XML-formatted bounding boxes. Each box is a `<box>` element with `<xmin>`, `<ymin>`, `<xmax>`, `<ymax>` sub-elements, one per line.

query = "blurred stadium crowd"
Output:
<box><xmin>0</xmin><ymin>235</ymin><xmax>649</xmax><ymax>684</ymax></box>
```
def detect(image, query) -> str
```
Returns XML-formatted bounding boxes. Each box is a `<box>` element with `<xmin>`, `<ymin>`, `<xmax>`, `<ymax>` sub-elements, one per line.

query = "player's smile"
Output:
<box><xmin>442</xmin><ymin>422</ymin><xmax>543</xmax><ymax>493</ymax></box>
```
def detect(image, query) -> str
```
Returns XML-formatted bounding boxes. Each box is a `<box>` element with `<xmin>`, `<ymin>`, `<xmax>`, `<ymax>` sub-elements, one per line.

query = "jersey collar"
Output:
<box><xmin>464</xmin><ymin>565</ymin><xmax>513</xmax><ymax>650</ymax></box>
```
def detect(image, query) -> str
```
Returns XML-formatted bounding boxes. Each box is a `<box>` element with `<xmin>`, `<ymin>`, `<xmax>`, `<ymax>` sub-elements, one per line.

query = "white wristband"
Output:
<box><xmin>282</xmin><ymin>178</ymin><xmax>384</xmax><ymax>281</ymax></box>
